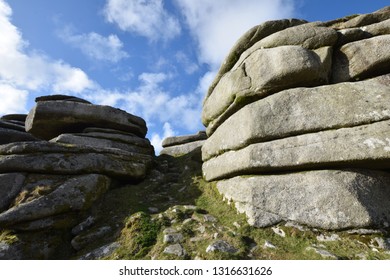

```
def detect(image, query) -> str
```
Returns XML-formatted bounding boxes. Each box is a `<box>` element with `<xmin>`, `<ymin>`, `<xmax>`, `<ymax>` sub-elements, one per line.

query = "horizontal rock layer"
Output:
<box><xmin>0</xmin><ymin>142</ymin><xmax>151</xmax><ymax>179</ymax></box>
<box><xmin>203</xmin><ymin>120</ymin><xmax>390</xmax><ymax>181</ymax></box>
<box><xmin>202</xmin><ymin>74</ymin><xmax>390</xmax><ymax>161</ymax></box>
<box><xmin>160</xmin><ymin>140</ymin><xmax>205</xmax><ymax>157</ymax></box>
<box><xmin>217</xmin><ymin>169</ymin><xmax>390</xmax><ymax>229</ymax></box>
<box><xmin>162</xmin><ymin>131</ymin><xmax>207</xmax><ymax>148</ymax></box>
<box><xmin>26</xmin><ymin>101</ymin><xmax>147</xmax><ymax>140</ymax></box>
<box><xmin>203</xmin><ymin>7</ymin><xmax>390</xmax><ymax>135</ymax></box>
<box><xmin>0</xmin><ymin>174</ymin><xmax>110</xmax><ymax>228</ymax></box>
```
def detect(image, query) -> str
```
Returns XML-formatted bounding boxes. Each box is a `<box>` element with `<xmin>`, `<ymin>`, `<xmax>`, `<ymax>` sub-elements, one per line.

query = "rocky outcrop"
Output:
<box><xmin>0</xmin><ymin>114</ymin><xmax>40</xmax><ymax>145</ymax></box>
<box><xmin>202</xmin><ymin>6</ymin><xmax>390</xmax><ymax>229</ymax></box>
<box><xmin>0</xmin><ymin>95</ymin><xmax>154</xmax><ymax>259</ymax></box>
<box><xmin>160</xmin><ymin>131</ymin><xmax>207</xmax><ymax>157</ymax></box>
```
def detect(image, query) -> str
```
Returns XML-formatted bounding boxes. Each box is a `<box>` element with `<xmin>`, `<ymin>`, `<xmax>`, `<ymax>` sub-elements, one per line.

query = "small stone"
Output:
<box><xmin>307</xmin><ymin>246</ymin><xmax>338</xmax><ymax>259</ymax></box>
<box><xmin>264</xmin><ymin>240</ymin><xmax>277</xmax><ymax>249</ymax></box>
<box><xmin>204</xmin><ymin>214</ymin><xmax>217</xmax><ymax>223</ymax></box>
<box><xmin>163</xmin><ymin>233</ymin><xmax>184</xmax><ymax>244</ymax></box>
<box><xmin>71</xmin><ymin>216</ymin><xmax>96</xmax><ymax>236</ymax></box>
<box><xmin>197</xmin><ymin>225</ymin><xmax>206</xmax><ymax>234</ymax></box>
<box><xmin>213</xmin><ymin>233</ymin><xmax>220</xmax><ymax>239</ymax></box>
<box><xmin>233</xmin><ymin>222</ymin><xmax>241</xmax><ymax>229</ymax></box>
<box><xmin>347</xmin><ymin>229</ymin><xmax>383</xmax><ymax>235</ymax></box>
<box><xmin>79</xmin><ymin>242</ymin><xmax>120</xmax><ymax>260</ymax></box>
<box><xmin>272</xmin><ymin>227</ymin><xmax>286</xmax><ymax>238</ymax></box>
<box><xmin>148</xmin><ymin>207</ymin><xmax>159</xmax><ymax>214</ymax></box>
<box><xmin>163</xmin><ymin>228</ymin><xmax>177</xmax><ymax>234</ymax></box>
<box><xmin>206</xmin><ymin>240</ymin><xmax>238</xmax><ymax>254</ymax></box>
<box><xmin>163</xmin><ymin>244</ymin><xmax>186</xmax><ymax>257</ymax></box>
<box><xmin>371</xmin><ymin>237</ymin><xmax>390</xmax><ymax>250</ymax></box>
<box><xmin>316</xmin><ymin>234</ymin><xmax>340</xmax><ymax>242</ymax></box>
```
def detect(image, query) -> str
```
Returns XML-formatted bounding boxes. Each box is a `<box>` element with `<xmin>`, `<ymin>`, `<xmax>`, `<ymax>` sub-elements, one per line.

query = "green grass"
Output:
<box><xmin>83</xmin><ymin>151</ymin><xmax>390</xmax><ymax>260</ymax></box>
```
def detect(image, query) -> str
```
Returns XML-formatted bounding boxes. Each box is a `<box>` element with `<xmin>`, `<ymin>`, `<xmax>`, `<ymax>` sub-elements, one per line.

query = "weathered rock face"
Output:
<box><xmin>26</xmin><ymin>100</ymin><xmax>147</xmax><ymax>140</ymax></box>
<box><xmin>217</xmin><ymin>170</ymin><xmax>390</xmax><ymax>229</ymax></box>
<box><xmin>160</xmin><ymin>131</ymin><xmax>207</xmax><ymax>157</ymax></box>
<box><xmin>0</xmin><ymin>95</ymin><xmax>155</xmax><ymax>259</ymax></box>
<box><xmin>202</xmin><ymin>6</ymin><xmax>390</xmax><ymax>229</ymax></box>
<box><xmin>0</xmin><ymin>115</ymin><xmax>40</xmax><ymax>145</ymax></box>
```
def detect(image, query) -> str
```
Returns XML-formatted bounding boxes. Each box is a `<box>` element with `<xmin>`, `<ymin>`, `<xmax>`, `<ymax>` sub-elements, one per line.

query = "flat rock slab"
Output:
<box><xmin>0</xmin><ymin>174</ymin><xmax>110</xmax><ymax>228</ymax></box>
<box><xmin>203</xmin><ymin>46</ymin><xmax>332</xmax><ymax>133</ymax></box>
<box><xmin>1</xmin><ymin>114</ymin><xmax>27</xmax><ymax>122</ymax></box>
<box><xmin>332</xmin><ymin>35</ymin><xmax>390</xmax><ymax>83</ymax></box>
<box><xmin>25</xmin><ymin>101</ymin><xmax>147</xmax><ymax>140</ymax></box>
<box><xmin>160</xmin><ymin>140</ymin><xmax>205</xmax><ymax>157</ymax></box>
<box><xmin>0</xmin><ymin>142</ymin><xmax>151</xmax><ymax>179</ymax></box>
<box><xmin>203</xmin><ymin>120</ymin><xmax>390</xmax><ymax>181</ymax></box>
<box><xmin>35</xmin><ymin>94</ymin><xmax>91</xmax><ymax>104</ymax></box>
<box><xmin>0</xmin><ymin>128</ymin><xmax>40</xmax><ymax>145</ymax></box>
<box><xmin>162</xmin><ymin>131</ymin><xmax>207</xmax><ymax>148</ymax></box>
<box><xmin>202</xmin><ymin>74</ymin><xmax>390</xmax><ymax>161</ymax></box>
<box><xmin>208</xmin><ymin>18</ymin><xmax>306</xmax><ymax>97</ymax></box>
<box><xmin>217</xmin><ymin>169</ymin><xmax>390</xmax><ymax>229</ymax></box>
<box><xmin>0</xmin><ymin>120</ymin><xmax>25</xmax><ymax>132</ymax></box>
<box><xmin>51</xmin><ymin>134</ymin><xmax>154</xmax><ymax>156</ymax></box>
<box><xmin>0</xmin><ymin>173</ymin><xmax>26</xmax><ymax>212</ymax></box>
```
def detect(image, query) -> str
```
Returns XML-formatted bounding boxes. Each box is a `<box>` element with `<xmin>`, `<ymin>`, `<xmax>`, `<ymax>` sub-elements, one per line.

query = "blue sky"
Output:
<box><xmin>0</xmin><ymin>0</ymin><xmax>388</xmax><ymax>153</ymax></box>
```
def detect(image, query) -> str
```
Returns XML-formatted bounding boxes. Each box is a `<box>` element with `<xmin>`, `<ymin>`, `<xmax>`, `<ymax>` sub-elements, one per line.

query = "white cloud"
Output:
<box><xmin>175</xmin><ymin>51</ymin><xmax>199</xmax><ymax>74</ymax></box>
<box><xmin>86</xmin><ymin>71</ymin><xmax>204</xmax><ymax>136</ymax></box>
<box><xmin>174</xmin><ymin>0</ymin><xmax>295</xmax><ymax>69</ymax></box>
<box><xmin>104</xmin><ymin>0</ymin><xmax>181</xmax><ymax>41</ymax></box>
<box><xmin>0</xmin><ymin>83</ymin><xmax>28</xmax><ymax>115</ymax></box>
<box><xmin>151</xmin><ymin>122</ymin><xmax>175</xmax><ymax>154</ymax></box>
<box><xmin>0</xmin><ymin>0</ymin><xmax>96</xmax><ymax>105</ymax></box>
<box><xmin>59</xmin><ymin>28</ymin><xmax>129</xmax><ymax>63</ymax></box>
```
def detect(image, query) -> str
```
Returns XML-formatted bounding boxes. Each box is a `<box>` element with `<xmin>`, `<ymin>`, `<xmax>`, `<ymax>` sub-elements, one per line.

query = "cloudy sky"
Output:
<box><xmin>1</xmin><ymin>0</ymin><xmax>388</xmax><ymax>153</ymax></box>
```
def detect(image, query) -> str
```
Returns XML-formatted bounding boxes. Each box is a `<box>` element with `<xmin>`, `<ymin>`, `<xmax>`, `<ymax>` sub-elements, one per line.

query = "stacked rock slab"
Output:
<box><xmin>202</xmin><ymin>6</ymin><xmax>390</xmax><ymax>230</ymax></box>
<box><xmin>0</xmin><ymin>114</ymin><xmax>40</xmax><ymax>145</ymax></box>
<box><xmin>160</xmin><ymin>131</ymin><xmax>207</xmax><ymax>157</ymax></box>
<box><xmin>0</xmin><ymin>95</ymin><xmax>154</xmax><ymax>259</ymax></box>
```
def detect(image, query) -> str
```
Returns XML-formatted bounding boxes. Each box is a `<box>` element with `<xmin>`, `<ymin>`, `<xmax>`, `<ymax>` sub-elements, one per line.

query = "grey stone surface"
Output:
<box><xmin>332</xmin><ymin>35</ymin><xmax>390</xmax><ymax>83</ymax></box>
<box><xmin>79</xmin><ymin>242</ymin><xmax>120</xmax><ymax>260</ymax></box>
<box><xmin>51</xmin><ymin>134</ymin><xmax>153</xmax><ymax>155</ymax></box>
<box><xmin>0</xmin><ymin>174</ymin><xmax>111</xmax><ymax>228</ymax></box>
<box><xmin>71</xmin><ymin>226</ymin><xmax>112</xmax><ymax>251</ymax></box>
<box><xmin>81</xmin><ymin>131</ymin><xmax>152</xmax><ymax>148</ymax></box>
<box><xmin>206</xmin><ymin>240</ymin><xmax>237</xmax><ymax>254</ymax></box>
<box><xmin>0</xmin><ymin>120</ymin><xmax>25</xmax><ymax>132</ymax></box>
<box><xmin>217</xmin><ymin>169</ymin><xmax>390</xmax><ymax>229</ymax></box>
<box><xmin>162</xmin><ymin>131</ymin><xmax>207</xmax><ymax>148</ymax></box>
<box><xmin>202</xmin><ymin>74</ymin><xmax>390</xmax><ymax>161</ymax></box>
<box><xmin>26</xmin><ymin>100</ymin><xmax>147</xmax><ymax>140</ymax></box>
<box><xmin>208</xmin><ymin>19</ymin><xmax>306</xmax><ymax>97</ymax></box>
<box><xmin>35</xmin><ymin>94</ymin><xmax>92</xmax><ymax>104</ymax></box>
<box><xmin>163</xmin><ymin>233</ymin><xmax>184</xmax><ymax>244</ymax></box>
<box><xmin>203</xmin><ymin>46</ymin><xmax>332</xmax><ymax>133</ymax></box>
<box><xmin>0</xmin><ymin>142</ymin><xmax>151</xmax><ymax>179</ymax></box>
<box><xmin>336</xmin><ymin>7</ymin><xmax>390</xmax><ymax>29</ymax></box>
<box><xmin>203</xmin><ymin>120</ymin><xmax>390</xmax><ymax>181</ymax></box>
<box><xmin>0</xmin><ymin>128</ymin><xmax>40</xmax><ymax>145</ymax></box>
<box><xmin>163</xmin><ymin>244</ymin><xmax>187</xmax><ymax>257</ymax></box>
<box><xmin>242</xmin><ymin>23</ymin><xmax>337</xmax><ymax>51</ymax></box>
<box><xmin>0</xmin><ymin>173</ymin><xmax>25</xmax><ymax>212</ymax></box>
<box><xmin>1</xmin><ymin>114</ymin><xmax>27</xmax><ymax>122</ymax></box>
<box><xmin>160</xmin><ymin>140</ymin><xmax>205</xmax><ymax>157</ymax></box>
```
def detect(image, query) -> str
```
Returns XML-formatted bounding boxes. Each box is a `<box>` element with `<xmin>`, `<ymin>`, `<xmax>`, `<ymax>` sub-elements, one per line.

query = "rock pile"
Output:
<box><xmin>160</xmin><ymin>131</ymin><xmax>207</xmax><ymax>156</ymax></box>
<box><xmin>202</xmin><ymin>7</ymin><xmax>390</xmax><ymax>229</ymax></box>
<box><xmin>0</xmin><ymin>95</ymin><xmax>154</xmax><ymax>259</ymax></box>
<box><xmin>0</xmin><ymin>114</ymin><xmax>39</xmax><ymax>145</ymax></box>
